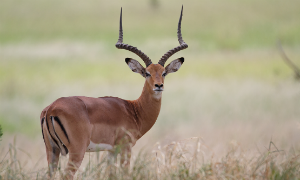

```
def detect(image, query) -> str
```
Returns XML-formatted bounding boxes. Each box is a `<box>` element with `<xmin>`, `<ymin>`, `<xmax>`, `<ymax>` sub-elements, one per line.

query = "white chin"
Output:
<box><xmin>153</xmin><ymin>90</ymin><xmax>162</xmax><ymax>99</ymax></box>
<box><xmin>154</xmin><ymin>90</ymin><xmax>163</xmax><ymax>93</ymax></box>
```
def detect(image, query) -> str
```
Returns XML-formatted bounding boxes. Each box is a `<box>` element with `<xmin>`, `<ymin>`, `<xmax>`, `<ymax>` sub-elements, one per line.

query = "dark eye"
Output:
<box><xmin>146</xmin><ymin>73</ymin><xmax>151</xmax><ymax>77</ymax></box>
<box><xmin>162</xmin><ymin>73</ymin><xmax>167</xmax><ymax>77</ymax></box>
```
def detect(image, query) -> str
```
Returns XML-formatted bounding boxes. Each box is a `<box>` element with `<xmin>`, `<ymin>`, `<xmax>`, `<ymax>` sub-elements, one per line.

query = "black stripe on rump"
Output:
<box><xmin>62</xmin><ymin>144</ymin><xmax>68</xmax><ymax>154</ymax></box>
<box><xmin>53</xmin><ymin>116</ymin><xmax>70</xmax><ymax>143</ymax></box>
<box><xmin>51</xmin><ymin>116</ymin><xmax>69</xmax><ymax>155</ymax></box>
<box><xmin>46</xmin><ymin>117</ymin><xmax>60</xmax><ymax>148</ymax></box>
<box><xmin>41</xmin><ymin>117</ymin><xmax>45</xmax><ymax>144</ymax></box>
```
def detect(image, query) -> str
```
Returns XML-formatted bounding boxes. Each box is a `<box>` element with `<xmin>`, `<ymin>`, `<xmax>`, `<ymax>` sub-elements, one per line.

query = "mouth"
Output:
<box><xmin>154</xmin><ymin>89</ymin><xmax>164</xmax><ymax>92</ymax></box>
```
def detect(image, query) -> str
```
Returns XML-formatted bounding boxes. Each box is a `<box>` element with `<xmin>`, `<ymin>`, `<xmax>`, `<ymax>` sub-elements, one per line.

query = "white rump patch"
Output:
<box><xmin>86</xmin><ymin>141</ymin><xmax>113</xmax><ymax>152</ymax></box>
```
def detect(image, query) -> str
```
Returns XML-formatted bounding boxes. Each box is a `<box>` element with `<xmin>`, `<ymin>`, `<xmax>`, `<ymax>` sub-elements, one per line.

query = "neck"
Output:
<box><xmin>134</xmin><ymin>81</ymin><xmax>162</xmax><ymax>137</ymax></box>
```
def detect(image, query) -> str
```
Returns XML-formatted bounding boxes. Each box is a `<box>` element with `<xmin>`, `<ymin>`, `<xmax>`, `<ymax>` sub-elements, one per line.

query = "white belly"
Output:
<box><xmin>86</xmin><ymin>141</ymin><xmax>113</xmax><ymax>152</ymax></box>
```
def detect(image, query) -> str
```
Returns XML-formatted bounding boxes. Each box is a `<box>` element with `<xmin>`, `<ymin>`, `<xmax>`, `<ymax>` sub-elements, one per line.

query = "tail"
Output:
<box><xmin>41</xmin><ymin>114</ymin><xmax>69</xmax><ymax>156</ymax></box>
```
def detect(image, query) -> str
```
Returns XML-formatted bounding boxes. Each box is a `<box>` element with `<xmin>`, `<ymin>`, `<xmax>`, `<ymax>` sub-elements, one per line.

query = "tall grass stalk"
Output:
<box><xmin>0</xmin><ymin>138</ymin><xmax>299</xmax><ymax>179</ymax></box>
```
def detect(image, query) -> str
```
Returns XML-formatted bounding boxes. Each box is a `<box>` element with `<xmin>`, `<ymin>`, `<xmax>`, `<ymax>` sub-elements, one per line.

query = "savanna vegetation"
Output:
<box><xmin>0</xmin><ymin>0</ymin><xmax>300</xmax><ymax>179</ymax></box>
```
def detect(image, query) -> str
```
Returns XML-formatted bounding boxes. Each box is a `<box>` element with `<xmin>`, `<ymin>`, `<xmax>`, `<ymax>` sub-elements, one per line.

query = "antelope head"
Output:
<box><xmin>116</xmin><ymin>6</ymin><xmax>188</xmax><ymax>97</ymax></box>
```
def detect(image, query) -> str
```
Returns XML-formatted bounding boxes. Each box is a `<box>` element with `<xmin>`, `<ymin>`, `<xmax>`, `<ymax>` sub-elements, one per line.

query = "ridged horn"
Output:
<box><xmin>115</xmin><ymin>8</ymin><xmax>152</xmax><ymax>67</ymax></box>
<box><xmin>158</xmin><ymin>5</ymin><xmax>188</xmax><ymax>67</ymax></box>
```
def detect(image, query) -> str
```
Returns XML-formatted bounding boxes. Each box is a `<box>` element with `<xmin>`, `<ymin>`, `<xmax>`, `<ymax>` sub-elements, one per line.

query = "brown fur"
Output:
<box><xmin>40</xmin><ymin>62</ymin><xmax>184</xmax><ymax>179</ymax></box>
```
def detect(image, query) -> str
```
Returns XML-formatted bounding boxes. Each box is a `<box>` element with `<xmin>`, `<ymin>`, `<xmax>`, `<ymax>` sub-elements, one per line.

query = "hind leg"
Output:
<box><xmin>46</xmin><ymin>146</ymin><xmax>60</xmax><ymax>178</ymax></box>
<box><xmin>64</xmin><ymin>149</ymin><xmax>86</xmax><ymax>180</ymax></box>
<box><xmin>43</xmin><ymin>122</ymin><xmax>60</xmax><ymax>178</ymax></box>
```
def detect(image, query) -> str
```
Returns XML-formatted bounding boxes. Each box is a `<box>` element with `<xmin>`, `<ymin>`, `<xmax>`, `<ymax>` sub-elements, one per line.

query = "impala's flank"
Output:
<box><xmin>40</xmin><ymin>6</ymin><xmax>188</xmax><ymax>179</ymax></box>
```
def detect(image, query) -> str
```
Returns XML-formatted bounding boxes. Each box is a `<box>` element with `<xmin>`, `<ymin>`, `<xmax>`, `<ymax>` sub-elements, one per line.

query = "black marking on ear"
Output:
<box><xmin>53</xmin><ymin>116</ymin><xmax>70</xmax><ymax>143</ymax></box>
<box><xmin>125</xmin><ymin>58</ymin><xmax>131</xmax><ymax>64</ymax></box>
<box><xmin>179</xmin><ymin>57</ymin><xmax>184</xmax><ymax>63</ymax></box>
<box><xmin>41</xmin><ymin>117</ymin><xmax>45</xmax><ymax>144</ymax></box>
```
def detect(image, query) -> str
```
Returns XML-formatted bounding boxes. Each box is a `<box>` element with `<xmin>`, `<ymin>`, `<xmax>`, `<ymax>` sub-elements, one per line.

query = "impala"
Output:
<box><xmin>40</xmin><ymin>6</ymin><xmax>188</xmax><ymax>179</ymax></box>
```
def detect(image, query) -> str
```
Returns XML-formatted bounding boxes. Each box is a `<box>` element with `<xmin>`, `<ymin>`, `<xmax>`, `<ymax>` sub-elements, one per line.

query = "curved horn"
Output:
<box><xmin>115</xmin><ymin>8</ymin><xmax>152</xmax><ymax>67</ymax></box>
<box><xmin>158</xmin><ymin>5</ymin><xmax>188</xmax><ymax>67</ymax></box>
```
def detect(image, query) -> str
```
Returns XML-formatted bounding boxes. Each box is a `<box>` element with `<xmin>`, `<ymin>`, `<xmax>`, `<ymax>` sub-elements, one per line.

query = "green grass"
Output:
<box><xmin>1</xmin><ymin>45</ymin><xmax>300</xmax><ymax>136</ymax></box>
<box><xmin>1</xmin><ymin>0</ymin><xmax>300</xmax><ymax>49</ymax></box>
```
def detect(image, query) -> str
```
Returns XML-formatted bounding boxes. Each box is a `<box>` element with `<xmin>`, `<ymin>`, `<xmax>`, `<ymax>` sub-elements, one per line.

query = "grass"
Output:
<box><xmin>1</xmin><ymin>138</ymin><xmax>300</xmax><ymax>179</ymax></box>
<box><xmin>0</xmin><ymin>0</ymin><xmax>300</xmax><ymax>178</ymax></box>
<box><xmin>1</xmin><ymin>0</ymin><xmax>300</xmax><ymax>49</ymax></box>
<box><xmin>1</xmin><ymin>44</ymin><xmax>300</xmax><ymax>135</ymax></box>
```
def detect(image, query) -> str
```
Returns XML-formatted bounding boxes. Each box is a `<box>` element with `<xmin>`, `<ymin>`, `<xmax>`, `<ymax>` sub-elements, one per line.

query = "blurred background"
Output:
<box><xmin>0</xmin><ymin>0</ymin><xmax>300</xmax><ymax>170</ymax></box>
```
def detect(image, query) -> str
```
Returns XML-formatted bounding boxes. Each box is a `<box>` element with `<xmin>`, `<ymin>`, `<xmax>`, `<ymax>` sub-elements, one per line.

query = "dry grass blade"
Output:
<box><xmin>1</xmin><ymin>138</ymin><xmax>300</xmax><ymax>179</ymax></box>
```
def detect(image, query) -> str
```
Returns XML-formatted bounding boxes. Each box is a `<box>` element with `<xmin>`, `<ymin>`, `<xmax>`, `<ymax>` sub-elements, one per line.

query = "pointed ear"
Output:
<box><xmin>164</xmin><ymin>57</ymin><xmax>184</xmax><ymax>75</ymax></box>
<box><xmin>125</xmin><ymin>58</ymin><xmax>146</xmax><ymax>77</ymax></box>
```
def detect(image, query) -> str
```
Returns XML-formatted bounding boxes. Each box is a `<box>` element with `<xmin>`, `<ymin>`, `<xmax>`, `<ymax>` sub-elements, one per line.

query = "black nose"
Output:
<box><xmin>155</xmin><ymin>84</ymin><xmax>163</xmax><ymax>88</ymax></box>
